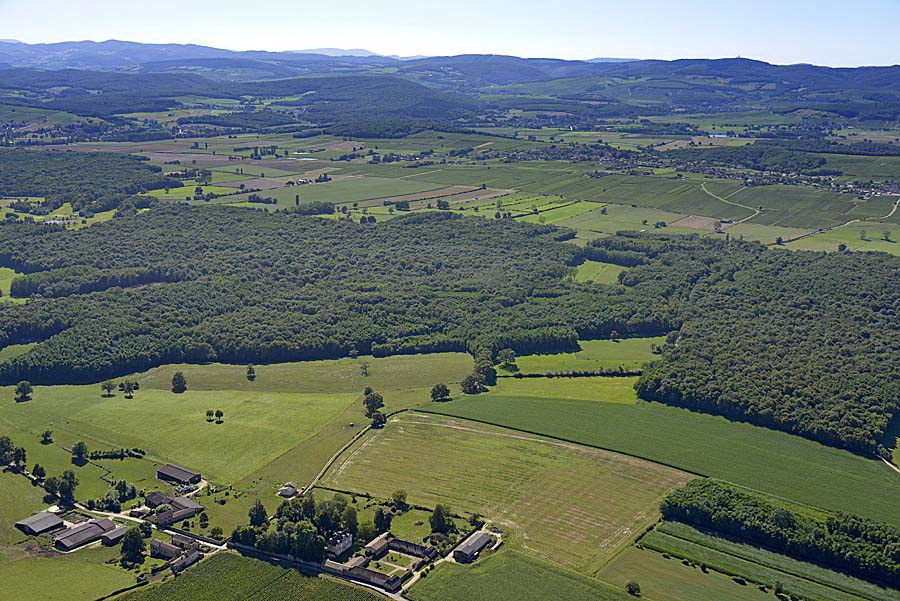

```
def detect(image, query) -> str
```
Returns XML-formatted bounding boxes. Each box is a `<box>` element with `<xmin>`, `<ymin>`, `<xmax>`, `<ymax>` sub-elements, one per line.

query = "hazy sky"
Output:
<box><xmin>2</xmin><ymin>0</ymin><xmax>899</xmax><ymax>66</ymax></box>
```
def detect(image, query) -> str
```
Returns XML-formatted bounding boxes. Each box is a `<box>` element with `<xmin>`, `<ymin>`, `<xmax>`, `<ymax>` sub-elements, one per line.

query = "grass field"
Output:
<box><xmin>489</xmin><ymin>376</ymin><xmax>639</xmax><ymax>403</ymax></box>
<box><xmin>120</xmin><ymin>553</ymin><xmax>384</xmax><ymax>601</ymax></box>
<box><xmin>574</xmin><ymin>260</ymin><xmax>627</xmax><ymax>283</ymax></box>
<box><xmin>134</xmin><ymin>353</ymin><xmax>471</xmax><ymax>398</ymax></box>
<box><xmin>0</xmin><ymin>471</ymin><xmax>49</xmax><ymax>546</ymax></box>
<box><xmin>0</xmin><ymin>386</ymin><xmax>354</xmax><ymax>484</ymax></box>
<box><xmin>322</xmin><ymin>412</ymin><xmax>691</xmax><ymax>575</ymax></box>
<box><xmin>598</xmin><ymin>546</ymin><xmax>772</xmax><ymax>601</ymax></box>
<box><xmin>639</xmin><ymin>521</ymin><xmax>898</xmax><ymax>601</ymax></box>
<box><xmin>408</xmin><ymin>549</ymin><xmax>631</xmax><ymax>601</ymax></box>
<box><xmin>786</xmin><ymin>221</ymin><xmax>900</xmax><ymax>255</ymax></box>
<box><xmin>514</xmin><ymin>337</ymin><xmax>664</xmax><ymax>374</ymax></box>
<box><xmin>423</xmin><ymin>397</ymin><xmax>900</xmax><ymax>526</ymax></box>
<box><xmin>0</xmin><ymin>545</ymin><xmax>134</xmax><ymax>601</ymax></box>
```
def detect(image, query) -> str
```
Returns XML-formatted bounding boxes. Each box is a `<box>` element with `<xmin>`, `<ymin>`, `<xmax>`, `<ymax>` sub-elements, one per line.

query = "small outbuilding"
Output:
<box><xmin>15</xmin><ymin>511</ymin><xmax>65</xmax><ymax>536</ymax></box>
<box><xmin>157</xmin><ymin>464</ymin><xmax>201</xmax><ymax>485</ymax></box>
<box><xmin>144</xmin><ymin>491</ymin><xmax>171</xmax><ymax>509</ymax></box>
<box><xmin>102</xmin><ymin>525</ymin><xmax>130</xmax><ymax>546</ymax></box>
<box><xmin>453</xmin><ymin>531</ymin><xmax>493</xmax><ymax>563</ymax></box>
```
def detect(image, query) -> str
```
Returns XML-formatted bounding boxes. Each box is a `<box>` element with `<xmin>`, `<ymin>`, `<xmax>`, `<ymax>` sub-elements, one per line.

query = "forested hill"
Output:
<box><xmin>0</xmin><ymin>207</ymin><xmax>678</xmax><ymax>384</ymax></box>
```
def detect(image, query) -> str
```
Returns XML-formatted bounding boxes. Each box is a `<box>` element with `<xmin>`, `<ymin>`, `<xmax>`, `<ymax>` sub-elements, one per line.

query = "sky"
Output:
<box><xmin>1</xmin><ymin>0</ymin><xmax>899</xmax><ymax>66</ymax></box>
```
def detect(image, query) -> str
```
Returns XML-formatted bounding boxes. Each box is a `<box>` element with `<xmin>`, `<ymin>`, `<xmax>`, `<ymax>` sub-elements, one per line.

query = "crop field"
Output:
<box><xmin>720</xmin><ymin>222</ymin><xmax>813</xmax><ymax>244</ymax></box>
<box><xmin>638</xmin><ymin>521</ymin><xmax>898</xmax><ymax>601</ymax></box>
<box><xmin>515</xmin><ymin>337</ymin><xmax>665</xmax><ymax>374</ymax></box>
<box><xmin>224</xmin><ymin>175</ymin><xmax>444</xmax><ymax>208</ymax></box>
<box><xmin>423</xmin><ymin>397</ymin><xmax>900</xmax><ymax>525</ymax></box>
<box><xmin>408</xmin><ymin>549</ymin><xmax>630</xmax><ymax>601</ymax></box>
<box><xmin>555</xmin><ymin>203</ymin><xmax>697</xmax><ymax>237</ymax></box>
<box><xmin>574</xmin><ymin>260</ymin><xmax>627</xmax><ymax>283</ymax></box>
<box><xmin>598</xmin><ymin>546</ymin><xmax>771</xmax><ymax>601</ymax></box>
<box><xmin>322</xmin><ymin>412</ymin><xmax>692</xmax><ymax>574</ymax></box>
<box><xmin>0</xmin><ymin>545</ymin><xmax>134</xmax><ymax>601</ymax></box>
<box><xmin>121</xmin><ymin>553</ymin><xmax>383</xmax><ymax>601</ymax></box>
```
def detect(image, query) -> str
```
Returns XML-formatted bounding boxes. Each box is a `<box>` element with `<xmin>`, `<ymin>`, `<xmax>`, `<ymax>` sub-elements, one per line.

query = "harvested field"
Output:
<box><xmin>669</xmin><ymin>215</ymin><xmax>722</xmax><ymax>230</ymax></box>
<box><xmin>322</xmin><ymin>412</ymin><xmax>692</xmax><ymax>575</ymax></box>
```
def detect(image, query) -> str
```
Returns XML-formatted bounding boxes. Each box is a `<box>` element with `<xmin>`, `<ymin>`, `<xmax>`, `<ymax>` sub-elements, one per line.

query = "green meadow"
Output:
<box><xmin>573</xmin><ymin>260</ymin><xmax>627</xmax><ymax>283</ymax></box>
<box><xmin>514</xmin><ymin>337</ymin><xmax>664</xmax><ymax>374</ymax></box>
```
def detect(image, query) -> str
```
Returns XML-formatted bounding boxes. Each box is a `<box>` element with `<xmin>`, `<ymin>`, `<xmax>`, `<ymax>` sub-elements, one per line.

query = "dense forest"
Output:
<box><xmin>661</xmin><ymin>479</ymin><xmax>900</xmax><ymax>586</ymax></box>
<box><xmin>0</xmin><ymin>207</ymin><xmax>677</xmax><ymax>384</ymax></box>
<box><xmin>0</xmin><ymin>149</ymin><xmax>179</xmax><ymax>214</ymax></box>
<box><xmin>628</xmin><ymin>233</ymin><xmax>900</xmax><ymax>457</ymax></box>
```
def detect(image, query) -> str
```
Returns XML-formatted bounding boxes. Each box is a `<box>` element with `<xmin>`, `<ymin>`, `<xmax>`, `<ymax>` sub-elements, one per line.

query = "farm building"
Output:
<box><xmin>170</xmin><ymin>548</ymin><xmax>202</xmax><ymax>573</ymax></box>
<box><xmin>171</xmin><ymin>496</ymin><xmax>203</xmax><ymax>512</ymax></box>
<box><xmin>154</xmin><ymin>507</ymin><xmax>201</xmax><ymax>526</ymax></box>
<box><xmin>15</xmin><ymin>511</ymin><xmax>65</xmax><ymax>536</ymax></box>
<box><xmin>144</xmin><ymin>491</ymin><xmax>171</xmax><ymax>508</ymax></box>
<box><xmin>347</xmin><ymin>566</ymin><xmax>402</xmax><ymax>593</ymax></box>
<box><xmin>54</xmin><ymin>518</ymin><xmax>116</xmax><ymax>552</ymax></box>
<box><xmin>389</xmin><ymin>537</ymin><xmax>438</xmax><ymax>560</ymax></box>
<box><xmin>278</xmin><ymin>482</ymin><xmax>299</xmax><ymax>498</ymax></box>
<box><xmin>150</xmin><ymin>539</ymin><xmax>181</xmax><ymax>559</ymax></box>
<box><xmin>364</xmin><ymin>532</ymin><xmax>390</xmax><ymax>558</ymax></box>
<box><xmin>102</xmin><ymin>525</ymin><xmax>130</xmax><ymax>546</ymax></box>
<box><xmin>453</xmin><ymin>531</ymin><xmax>493</xmax><ymax>563</ymax></box>
<box><xmin>326</xmin><ymin>530</ymin><xmax>353</xmax><ymax>558</ymax></box>
<box><xmin>157</xmin><ymin>463</ymin><xmax>201</xmax><ymax>485</ymax></box>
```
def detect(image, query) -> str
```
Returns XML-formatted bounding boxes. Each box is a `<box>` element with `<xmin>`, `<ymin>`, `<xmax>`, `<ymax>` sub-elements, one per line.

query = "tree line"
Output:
<box><xmin>661</xmin><ymin>479</ymin><xmax>900</xmax><ymax>586</ymax></box>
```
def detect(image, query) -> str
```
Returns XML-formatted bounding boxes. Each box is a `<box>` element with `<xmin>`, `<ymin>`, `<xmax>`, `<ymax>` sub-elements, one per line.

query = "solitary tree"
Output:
<box><xmin>15</xmin><ymin>380</ymin><xmax>32</xmax><ymax>402</ymax></box>
<box><xmin>120</xmin><ymin>528</ymin><xmax>146</xmax><ymax>564</ymax></box>
<box><xmin>883</xmin><ymin>231</ymin><xmax>893</xmax><ymax>242</ymax></box>
<box><xmin>12</xmin><ymin>446</ymin><xmax>26</xmax><ymax>467</ymax></box>
<box><xmin>246</xmin><ymin>365</ymin><xmax>256</xmax><ymax>381</ymax></box>
<box><xmin>374</xmin><ymin>508</ymin><xmax>393</xmax><ymax>533</ymax></box>
<box><xmin>343</xmin><ymin>505</ymin><xmax>359</xmax><ymax>536</ymax></box>
<box><xmin>32</xmin><ymin>464</ymin><xmax>46</xmax><ymax>479</ymax></box>
<box><xmin>71</xmin><ymin>441</ymin><xmax>89</xmax><ymax>463</ymax></box>
<box><xmin>430</xmin><ymin>504</ymin><xmax>452</xmax><ymax>534</ymax></box>
<box><xmin>430</xmin><ymin>383</ymin><xmax>451</xmax><ymax>402</ymax></box>
<box><xmin>123</xmin><ymin>380</ymin><xmax>135</xmax><ymax>399</ymax></box>
<box><xmin>41</xmin><ymin>430</ymin><xmax>53</xmax><ymax>444</ymax></box>
<box><xmin>392</xmin><ymin>490</ymin><xmax>408</xmax><ymax>509</ymax></box>
<box><xmin>363</xmin><ymin>391</ymin><xmax>384</xmax><ymax>417</ymax></box>
<box><xmin>58</xmin><ymin>470</ymin><xmax>78</xmax><ymax>504</ymax></box>
<box><xmin>171</xmin><ymin>372</ymin><xmax>187</xmax><ymax>394</ymax></box>
<box><xmin>249</xmin><ymin>499</ymin><xmax>268</xmax><ymax>526</ymax></box>
<box><xmin>101</xmin><ymin>381</ymin><xmax>115</xmax><ymax>397</ymax></box>
<box><xmin>210</xmin><ymin>526</ymin><xmax>224</xmax><ymax>539</ymax></box>
<box><xmin>206</xmin><ymin>409</ymin><xmax>214</xmax><ymax>422</ymax></box>
<box><xmin>0</xmin><ymin>435</ymin><xmax>12</xmax><ymax>464</ymax></box>
<box><xmin>215</xmin><ymin>409</ymin><xmax>224</xmax><ymax>423</ymax></box>
<box><xmin>626</xmin><ymin>580</ymin><xmax>641</xmax><ymax>596</ymax></box>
